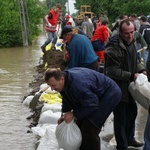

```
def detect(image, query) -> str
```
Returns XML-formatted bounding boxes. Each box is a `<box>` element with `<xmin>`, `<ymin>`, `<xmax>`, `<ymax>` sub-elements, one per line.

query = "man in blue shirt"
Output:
<box><xmin>60</xmin><ymin>27</ymin><xmax>99</xmax><ymax>71</ymax></box>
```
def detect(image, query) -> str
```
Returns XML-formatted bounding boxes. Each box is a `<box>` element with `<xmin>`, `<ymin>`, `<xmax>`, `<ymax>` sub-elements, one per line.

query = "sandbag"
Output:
<box><xmin>23</xmin><ymin>95</ymin><xmax>34</xmax><ymax>107</ymax></box>
<box><xmin>37</xmin><ymin>124</ymin><xmax>60</xmax><ymax>150</ymax></box>
<box><xmin>38</xmin><ymin>110</ymin><xmax>61</xmax><ymax>124</ymax></box>
<box><xmin>39</xmin><ymin>93</ymin><xmax>62</xmax><ymax>104</ymax></box>
<box><xmin>41</xmin><ymin>103</ymin><xmax>62</xmax><ymax>113</ymax></box>
<box><xmin>55</xmin><ymin>120</ymin><xmax>82</xmax><ymax>150</ymax></box>
<box><xmin>129</xmin><ymin>73</ymin><xmax>150</xmax><ymax>110</ymax></box>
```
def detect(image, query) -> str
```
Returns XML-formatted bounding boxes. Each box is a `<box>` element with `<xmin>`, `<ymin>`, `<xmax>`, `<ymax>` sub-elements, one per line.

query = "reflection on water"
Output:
<box><xmin>0</xmin><ymin>35</ymin><xmax>45</xmax><ymax>150</ymax></box>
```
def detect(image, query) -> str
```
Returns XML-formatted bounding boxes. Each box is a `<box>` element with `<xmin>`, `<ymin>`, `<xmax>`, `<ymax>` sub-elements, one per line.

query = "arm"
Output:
<box><xmin>104</xmin><ymin>48</ymin><xmax>131</xmax><ymax>81</ymax></box>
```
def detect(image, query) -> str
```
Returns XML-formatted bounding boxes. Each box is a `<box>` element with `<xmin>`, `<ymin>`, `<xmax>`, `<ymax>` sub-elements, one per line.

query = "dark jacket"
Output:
<box><xmin>60</xmin><ymin>67</ymin><xmax>121</xmax><ymax>129</ymax></box>
<box><xmin>139</xmin><ymin>23</ymin><xmax>150</xmax><ymax>46</ymax></box>
<box><xmin>147</xmin><ymin>52</ymin><xmax>150</xmax><ymax>81</ymax></box>
<box><xmin>104</xmin><ymin>34</ymin><xmax>145</xmax><ymax>102</ymax></box>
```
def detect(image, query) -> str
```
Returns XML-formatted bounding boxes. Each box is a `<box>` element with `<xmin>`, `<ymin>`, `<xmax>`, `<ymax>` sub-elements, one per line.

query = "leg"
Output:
<box><xmin>76</xmin><ymin>119</ymin><xmax>101</xmax><ymax>150</ymax></box>
<box><xmin>113</xmin><ymin>101</ymin><xmax>128</xmax><ymax>150</ymax></box>
<box><xmin>51</xmin><ymin>32</ymin><xmax>58</xmax><ymax>49</ymax></box>
<box><xmin>126</xmin><ymin>98</ymin><xmax>137</xmax><ymax>144</ymax></box>
<box><xmin>143</xmin><ymin>112</ymin><xmax>150</xmax><ymax>150</ymax></box>
<box><xmin>41</xmin><ymin>31</ymin><xmax>53</xmax><ymax>52</ymax></box>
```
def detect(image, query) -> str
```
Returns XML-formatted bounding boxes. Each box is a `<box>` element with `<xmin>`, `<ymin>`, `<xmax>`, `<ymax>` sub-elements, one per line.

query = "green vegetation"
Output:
<box><xmin>1</xmin><ymin>0</ymin><xmax>149</xmax><ymax>47</ymax></box>
<box><xmin>0</xmin><ymin>0</ymin><xmax>46</xmax><ymax>47</ymax></box>
<box><xmin>75</xmin><ymin>0</ymin><xmax>150</xmax><ymax>24</ymax></box>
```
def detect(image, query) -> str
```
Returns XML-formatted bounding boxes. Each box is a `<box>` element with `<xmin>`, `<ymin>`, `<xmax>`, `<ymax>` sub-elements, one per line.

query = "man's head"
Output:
<box><xmin>101</xmin><ymin>20</ymin><xmax>108</xmax><ymax>26</ymax></box>
<box><xmin>139</xmin><ymin>16</ymin><xmax>147</xmax><ymax>23</ymax></box>
<box><xmin>60</xmin><ymin>26</ymin><xmax>74</xmax><ymax>42</ymax></box>
<box><xmin>119</xmin><ymin>19</ymin><xmax>135</xmax><ymax>44</ymax></box>
<box><xmin>45</xmin><ymin>68</ymin><xmax>65</xmax><ymax>92</ymax></box>
<box><xmin>129</xmin><ymin>14</ymin><xmax>137</xmax><ymax>22</ymax></box>
<box><xmin>55</xmin><ymin>3</ymin><xmax>62</xmax><ymax>12</ymax></box>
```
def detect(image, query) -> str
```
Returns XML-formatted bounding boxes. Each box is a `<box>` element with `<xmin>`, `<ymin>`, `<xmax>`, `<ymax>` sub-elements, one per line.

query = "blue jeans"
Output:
<box><xmin>143</xmin><ymin>112</ymin><xmax>150</xmax><ymax>150</ymax></box>
<box><xmin>44</xmin><ymin>31</ymin><xmax>57</xmax><ymax>46</ymax></box>
<box><xmin>143</xmin><ymin>49</ymin><xmax>149</xmax><ymax>67</ymax></box>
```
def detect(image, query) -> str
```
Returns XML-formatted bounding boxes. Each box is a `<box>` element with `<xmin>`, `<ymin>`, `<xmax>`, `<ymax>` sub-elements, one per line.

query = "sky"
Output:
<box><xmin>66</xmin><ymin>0</ymin><xmax>77</xmax><ymax>15</ymax></box>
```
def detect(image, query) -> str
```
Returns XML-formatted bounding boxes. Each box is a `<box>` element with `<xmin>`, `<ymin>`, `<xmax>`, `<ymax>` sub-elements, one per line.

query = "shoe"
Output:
<box><xmin>128</xmin><ymin>140</ymin><xmax>143</xmax><ymax>147</ymax></box>
<box><xmin>41</xmin><ymin>45</ymin><xmax>46</xmax><ymax>53</ymax></box>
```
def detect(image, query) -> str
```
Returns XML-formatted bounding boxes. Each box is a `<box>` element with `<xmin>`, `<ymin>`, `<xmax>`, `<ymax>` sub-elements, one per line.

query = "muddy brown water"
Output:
<box><xmin>0</xmin><ymin>33</ymin><xmax>148</xmax><ymax>150</ymax></box>
<box><xmin>0</xmin><ymin>35</ymin><xmax>45</xmax><ymax>150</ymax></box>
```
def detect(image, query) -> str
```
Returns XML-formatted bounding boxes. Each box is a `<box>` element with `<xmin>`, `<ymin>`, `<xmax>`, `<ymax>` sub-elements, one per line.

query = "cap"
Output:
<box><xmin>139</xmin><ymin>16</ymin><xmax>147</xmax><ymax>22</ymax></box>
<box><xmin>60</xmin><ymin>26</ymin><xmax>73</xmax><ymax>39</ymax></box>
<box><xmin>65</xmin><ymin>15</ymin><xmax>71</xmax><ymax>20</ymax></box>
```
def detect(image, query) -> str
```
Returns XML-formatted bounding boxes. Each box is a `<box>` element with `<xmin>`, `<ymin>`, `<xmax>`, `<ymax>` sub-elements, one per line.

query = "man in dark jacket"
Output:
<box><xmin>45</xmin><ymin>67</ymin><xmax>122</xmax><ymax>150</ymax></box>
<box><xmin>104</xmin><ymin>19</ymin><xmax>145</xmax><ymax>150</ymax></box>
<box><xmin>143</xmin><ymin>52</ymin><xmax>150</xmax><ymax>150</ymax></box>
<box><xmin>139</xmin><ymin>16</ymin><xmax>150</xmax><ymax>66</ymax></box>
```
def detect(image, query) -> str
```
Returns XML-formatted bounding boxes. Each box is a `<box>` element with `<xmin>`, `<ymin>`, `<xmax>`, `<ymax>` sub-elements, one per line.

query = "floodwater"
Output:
<box><xmin>0</xmin><ymin>33</ymin><xmax>148</xmax><ymax>150</ymax></box>
<box><xmin>0</xmin><ymin>35</ymin><xmax>45</xmax><ymax>150</ymax></box>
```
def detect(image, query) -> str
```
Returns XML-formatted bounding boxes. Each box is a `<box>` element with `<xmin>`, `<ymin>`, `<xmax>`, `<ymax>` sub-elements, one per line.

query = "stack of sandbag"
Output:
<box><xmin>129</xmin><ymin>73</ymin><xmax>150</xmax><ymax>110</ymax></box>
<box><xmin>30</xmin><ymin>83</ymin><xmax>82</xmax><ymax>150</ymax></box>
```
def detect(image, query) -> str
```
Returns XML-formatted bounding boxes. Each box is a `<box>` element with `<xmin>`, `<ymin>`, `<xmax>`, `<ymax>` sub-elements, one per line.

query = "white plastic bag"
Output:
<box><xmin>23</xmin><ymin>95</ymin><xmax>34</xmax><ymax>107</ymax></box>
<box><xmin>37</xmin><ymin>124</ymin><xmax>60</xmax><ymax>150</ymax></box>
<box><xmin>129</xmin><ymin>73</ymin><xmax>150</xmax><ymax>110</ymax></box>
<box><xmin>38</xmin><ymin>110</ymin><xmax>61</xmax><ymax>124</ymax></box>
<box><xmin>55</xmin><ymin>120</ymin><xmax>82</xmax><ymax>150</ymax></box>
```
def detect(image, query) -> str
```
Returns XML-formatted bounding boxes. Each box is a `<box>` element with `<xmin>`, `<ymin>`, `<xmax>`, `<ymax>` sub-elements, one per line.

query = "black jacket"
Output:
<box><xmin>104</xmin><ymin>34</ymin><xmax>145</xmax><ymax>102</ymax></box>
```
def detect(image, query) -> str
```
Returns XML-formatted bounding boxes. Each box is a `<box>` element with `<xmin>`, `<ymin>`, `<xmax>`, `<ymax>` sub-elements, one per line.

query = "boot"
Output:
<box><xmin>41</xmin><ymin>44</ymin><xmax>46</xmax><ymax>53</ymax></box>
<box><xmin>51</xmin><ymin>43</ymin><xmax>56</xmax><ymax>51</ymax></box>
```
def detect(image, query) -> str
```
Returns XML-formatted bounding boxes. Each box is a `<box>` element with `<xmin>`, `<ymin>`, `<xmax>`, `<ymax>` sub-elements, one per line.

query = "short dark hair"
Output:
<box><xmin>139</xmin><ymin>16</ymin><xmax>147</xmax><ymax>22</ymax></box>
<box><xmin>45</xmin><ymin>68</ymin><xmax>64</xmax><ymax>82</ymax></box>
<box><xmin>56</xmin><ymin>3</ymin><xmax>62</xmax><ymax>10</ymax></box>
<box><xmin>119</xmin><ymin>19</ymin><xmax>133</xmax><ymax>32</ymax></box>
<box><xmin>101</xmin><ymin>20</ymin><xmax>108</xmax><ymax>25</ymax></box>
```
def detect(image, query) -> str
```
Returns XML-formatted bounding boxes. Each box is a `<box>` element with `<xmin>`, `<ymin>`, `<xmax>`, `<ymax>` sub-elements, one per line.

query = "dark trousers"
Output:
<box><xmin>113</xmin><ymin>99</ymin><xmax>137</xmax><ymax>150</ymax></box>
<box><xmin>86</xmin><ymin>60</ymin><xmax>99</xmax><ymax>71</ymax></box>
<box><xmin>76</xmin><ymin>119</ymin><xmax>101</xmax><ymax>150</ymax></box>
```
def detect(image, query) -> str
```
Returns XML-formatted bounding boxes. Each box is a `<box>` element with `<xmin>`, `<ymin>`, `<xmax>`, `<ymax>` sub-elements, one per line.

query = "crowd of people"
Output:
<box><xmin>41</xmin><ymin>3</ymin><xmax>150</xmax><ymax>150</ymax></box>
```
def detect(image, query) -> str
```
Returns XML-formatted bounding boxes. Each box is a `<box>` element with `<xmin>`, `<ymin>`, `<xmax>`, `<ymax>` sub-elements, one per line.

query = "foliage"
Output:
<box><xmin>0</xmin><ymin>0</ymin><xmax>46</xmax><ymax>47</ymax></box>
<box><xmin>74</xmin><ymin>0</ymin><xmax>150</xmax><ymax>25</ymax></box>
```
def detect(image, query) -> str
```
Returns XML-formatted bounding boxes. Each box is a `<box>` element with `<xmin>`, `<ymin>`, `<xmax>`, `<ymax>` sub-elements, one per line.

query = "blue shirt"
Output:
<box><xmin>66</xmin><ymin>34</ymin><xmax>98</xmax><ymax>69</ymax></box>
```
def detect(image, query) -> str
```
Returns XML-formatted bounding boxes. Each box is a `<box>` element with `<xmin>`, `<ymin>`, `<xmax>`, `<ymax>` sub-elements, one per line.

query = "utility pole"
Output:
<box><xmin>18</xmin><ymin>0</ymin><xmax>30</xmax><ymax>47</ymax></box>
<box><xmin>67</xmin><ymin>0</ymin><xmax>70</xmax><ymax>15</ymax></box>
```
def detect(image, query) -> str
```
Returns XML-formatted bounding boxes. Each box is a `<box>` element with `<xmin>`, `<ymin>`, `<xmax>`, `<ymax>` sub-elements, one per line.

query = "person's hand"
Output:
<box><xmin>134</xmin><ymin>73</ymin><xmax>139</xmax><ymax>81</ymax></box>
<box><xmin>57</xmin><ymin>116</ymin><xmax>64</xmax><ymax>125</ymax></box>
<box><xmin>48</xmin><ymin>22</ymin><xmax>52</xmax><ymax>27</ymax></box>
<box><xmin>63</xmin><ymin>111</ymin><xmax>74</xmax><ymax>124</ymax></box>
<box><xmin>142</xmin><ymin>71</ymin><xmax>147</xmax><ymax>75</ymax></box>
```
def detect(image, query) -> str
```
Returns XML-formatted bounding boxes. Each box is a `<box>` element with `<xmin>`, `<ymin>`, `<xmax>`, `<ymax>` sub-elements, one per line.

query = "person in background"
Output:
<box><xmin>60</xmin><ymin>27</ymin><xmax>99</xmax><ymax>71</ymax></box>
<box><xmin>81</xmin><ymin>16</ymin><xmax>94</xmax><ymax>39</ymax></box>
<box><xmin>91</xmin><ymin>13</ymin><xmax>99</xmax><ymax>30</ymax></box>
<box><xmin>45</xmin><ymin>67</ymin><xmax>122</xmax><ymax>150</ymax></box>
<box><xmin>104</xmin><ymin>19</ymin><xmax>145</xmax><ymax>150</ymax></box>
<box><xmin>91</xmin><ymin>20</ymin><xmax>109</xmax><ymax>64</ymax></box>
<box><xmin>143</xmin><ymin>52</ymin><xmax>150</xmax><ymax>150</ymax></box>
<box><xmin>139</xmin><ymin>16</ymin><xmax>150</xmax><ymax>67</ymax></box>
<box><xmin>41</xmin><ymin>3</ymin><xmax>62</xmax><ymax>53</ymax></box>
<box><xmin>129</xmin><ymin>14</ymin><xmax>140</xmax><ymax>31</ymax></box>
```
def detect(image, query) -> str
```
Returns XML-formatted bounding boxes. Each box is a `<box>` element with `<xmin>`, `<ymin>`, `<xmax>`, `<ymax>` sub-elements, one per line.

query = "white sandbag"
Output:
<box><xmin>23</xmin><ymin>95</ymin><xmax>34</xmax><ymax>107</ymax></box>
<box><xmin>38</xmin><ymin>110</ymin><xmax>61</xmax><ymax>124</ymax></box>
<box><xmin>129</xmin><ymin>73</ymin><xmax>150</xmax><ymax>110</ymax></box>
<box><xmin>55</xmin><ymin>120</ymin><xmax>82</xmax><ymax>150</ymax></box>
<box><xmin>41</xmin><ymin>103</ymin><xmax>62</xmax><ymax>113</ymax></box>
<box><xmin>40</xmin><ymin>83</ymin><xmax>57</xmax><ymax>94</ymax></box>
<box><xmin>37</xmin><ymin>124</ymin><xmax>60</xmax><ymax>150</ymax></box>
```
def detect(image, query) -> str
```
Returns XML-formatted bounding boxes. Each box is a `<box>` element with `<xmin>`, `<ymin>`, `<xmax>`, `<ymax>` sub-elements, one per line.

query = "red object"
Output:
<box><xmin>95</xmin><ymin>50</ymin><xmax>105</xmax><ymax>63</ymax></box>
<box><xmin>65</xmin><ymin>15</ymin><xmax>71</xmax><ymax>20</ymax></box>
<box><xmin>66</xmin><ymin>21</ymin><xmax>72</xmax><ymax>25</ymax></box>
